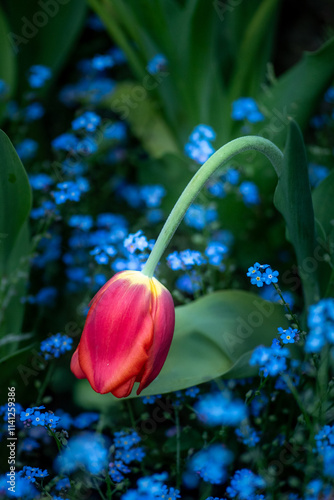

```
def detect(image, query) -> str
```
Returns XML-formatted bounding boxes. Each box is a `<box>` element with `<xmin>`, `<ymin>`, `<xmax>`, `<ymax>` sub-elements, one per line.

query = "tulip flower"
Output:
<box><xmin>70</xmin><ymin>135</ymin><xmax>284</xmax><ymax>398</ymax></box>
<box><xmin>71</xmin><ymin>270</ymin><xmax>175</xmax><ymax>398</ymax></box>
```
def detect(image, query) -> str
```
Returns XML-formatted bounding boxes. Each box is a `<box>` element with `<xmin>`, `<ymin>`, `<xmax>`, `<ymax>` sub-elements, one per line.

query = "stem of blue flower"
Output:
<box><xmin>142</xmin><ymin>136</ymin><xmax>284</xmax><ymax>278</ymax></box>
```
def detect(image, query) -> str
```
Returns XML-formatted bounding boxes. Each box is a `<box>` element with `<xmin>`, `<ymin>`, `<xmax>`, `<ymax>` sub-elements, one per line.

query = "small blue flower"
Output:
<box><xmin>205</xmin><ymin>242</ymin><xmax>228</xmax><ymax>266</ymax></box>
<box><xmin>52</xmin><ymin>133</ymin><xmax>78</xmax><ymax>151</ymax></box>
<box><xmin>235</xmin><ymin>424</ymin><xmax>260</xmax><ymax>447</ymax></box>
<box><xmin>185</xmin><ymin>124</ymin><xmax>216</xmax><ymax>164</ymax></box>
<box><xmin>68</xmin><ymin>215</ymin><xmax>94</xmax><ymax>231</ymax></box>
<box><xmin>73</xmin><ymin>412</ymin><xmax>99</xmax><ymax>429</ymax></box>
<box><xmin>16</xmin><ymin>139</ymin><xmax>38</xmax><ymax>161</ymax></box>
<box><xmin>251</xmin><ymin>271</ymin><xmax>264</xmax><ymax>287</ymax></box>
<box><xmin>305</xmin><ymin>298</ymin><xmax>334</xmax><ymax>353</ymax></box>
<box><xmin>29</xmin><ymin>286</ymin><xmax>58</xmax><ymax>307</ymax></box>
<box><xmin>55</xmin><ymin>477</ymin><xmax>71</xmax><ymax>491</ymax></box>
<box><xmin>184</xmin><ymin>203</ymin><xmax>218</xmax><ymax>230</ymax></box>
<box><xmin>175</xmin><ymin>272</ymin><xmax>202</xmax><ymax>294</ymax></box>
<box><xmin>124</xmin><ymin>230</ymin><xmax>149</xmax><ymax>253</ymax></box>
<box><xmin>54</xmin><ymin>433</ymin><xmax>109</xmax><ymax>474</ymax></box>
<box><xmin>262</xmin><ymin>267</ymin><xmax>279</xmax><ymax>285</ymax></box>
<box><xmin>92</xmin><ymin>54</ymin><xmax>114</xmax><ymax>70</ymax></box>
<box><xmin>72</xmin><ymin>111</ymin><xmax>101</xmax><ymax>132</ymax></box>
<box><xmin>28</xmin><ymin>65</ymin><xmax>51</xmax><ymax>88</ymax></box>
<box><xmin>40</xmin><ymin>334</ymin><xmax>73</xmax><ymax>360</ymax></box>
<box><xmin>194</xmin><ymin>392</ymin><xmax>247</xmax><ymax>426</ymax></box>
<box><xmin>29</xmin><ymin>173</ymin><xmax>53</xmax><ymax>190</ymax></box>
<box><xmin>239</xmin><ymin>181</ymin><xmax>260</xmax><ymax>205</ymax></box>
<box><xmin>250</xmin><ymin>344</ymin><xmax>289</xmax><ymax>377</ymax></box>
<box><xmin>324</xmin><ymin>86</ymin><xmax>334</xmax><ymax>103</ymax></box>
<box><xmin>226</xmin><ymin>468</ymin><xmax>265</xmax><ymax>499</ymax></box>
<box><xmin>147</xmin><ymin>54</ymin><xmax>168</xmax><ymax>74</ymax></box>
<box><xmin>52</xmin><ymin>181</ymin><xmax>87</xmax><ymax>204</ymax></box>
<box><xmin>278</xmin><ymin>326</ymin><xmax>298</xmax><ymax>344</ymax></box>
<box><xmin>0</xmin><ymin>79</ymin><xmax>9</xmax><ymax>98</ymax></box>
<box><xmin>25</xmin><ymin>102</ymin><xmax>45</xmax><ymax>121</ymax></box>
<box><xmin>76</xmin><ymin>137</ymin><xmax>98</xmax><ymax>155</ymax></box>
<box><xmin>167</xmin><ymin>249</ymin><xmax>205</xmax><ymax>271</ymax></box>
<box><xmin>231</xmin><ymin>97</ymin><xmax>264</xmax><ymax>123</ymax></box>
<box><xmin>140</xmin><ymin>185</ymin><xmax>166</xmax><ymax>208</ymax></box>
<box><xmin>189</xmin><ymin>444</ymin><xmax>233</xmax><ymax>484</ymax></box>
<box><xmin>185</xmin><ymin>386</ymin><xmax>200</xmax><ymax>398</ymax></box>
<box><xmin>141</xmin><ymin>395</ymin><xmax>161</xmax><ymax>404</ymax></box>
<box><xmin>308</xmin><ymin>163</ymin><xmax>330</xmax><ymax>188</ymax></box>
<box><xmin>104</xmin><ymin>121</ymin><xmax>127</xmax><ymax>141</ymax></box>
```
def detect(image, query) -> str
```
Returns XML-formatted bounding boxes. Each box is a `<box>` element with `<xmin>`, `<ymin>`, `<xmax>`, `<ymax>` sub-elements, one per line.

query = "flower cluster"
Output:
<box><xmin>194</xmin><ymin>391</ymin><xmax>247</xmax><ymax>426</ymax></box>
<box><xmin>315</xmin><ymin>425</ymin><xmax>334</xmax><ymax>478</ymax></box>
<box><xmin>247</xmin><ymin>262</ymin><xmax>279</xmax><ymax>287</ymax></box>
<box><xmin>167</xmin><ymin>249</ymin><xmax>205</xmax><ymax>270</ymax></box>
<box><xmin>54</xmin><ymin>433</ymin><xmax>108</xmax><ymax>474</ymax></box>
<box><xmin>188</xmin><ymin>444</ymin><xmax>234</xmax><ymax>484</ymax></box>
<box><xmin>185</xmin><ymin>124</ymin><xmax>216</xmax><ymax>164</ymax></box>
<box><xmin>109</xmin><ymin>430</ymin><xmax>146</xmax><ymax>482</ymax></box>
<box><xmin>40</xmin><ymin>334</ymin><xmax>73</xmax><ymax>360</ymax></box>
<box><xmin>71</xmin><ymin>111</ymin><xmax>101</xmax><ymax>132</ymax></box>
<box><xmin>226</xmin><ymin>468</ymin><xmax>266</xmax><ymax>499</ymax></box>
<box><xmin>28</xmin><ymin>65</ymin><xmax>51</xmax><ymax>88</ymax></box>
<box><xmin>305</xmin><ymin>297</ymin><xmax>334</xmax><ymax>353</ymax></box>
<box><xmin>121</xmin><ymin>472</ymin><xmax>180</xmax><ymax>500</ymax></box>
<box><xmin>231</xmin><ymin>97</ymin><xmax>264</xmax><ymax>123</ymax></box>
<box><xmin>18</xmin><ymin>466</ymin><xmax>49</xmax><ymax>483</ymax></box>
<box><xmin>20</xmin><ymin>406</ymin><xmax>60</xmax><ymax>429</ymax></box>
<box><xmin>249</xmin><ymin>338</ymin><xmax>290</xmax><ymax>377</ymax></box>
<box><xmin>184</xmin><ymin>203</ymin><xmax>218</xmax><ymax>230</ymax></box>
<box><xmin>52</xmin><ymin>179</ymin><xmax>90</xmax><ymax>204</ymax></box>
<box><xmin>235</xmin><ymin>424</ymin><xmax>261</xmax><ymax>448</ymax></box>
<box><xmin>124</xmin><ymin>230</ymin><xmax>150</xmax><ymax>254</ymax></box>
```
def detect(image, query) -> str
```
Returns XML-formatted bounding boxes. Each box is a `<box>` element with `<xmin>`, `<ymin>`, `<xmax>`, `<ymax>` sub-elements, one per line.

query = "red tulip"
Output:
<box><xmin>70</xmin><ymin>270</ymin><xmax>175</xmax><ymax>398</ymax></box>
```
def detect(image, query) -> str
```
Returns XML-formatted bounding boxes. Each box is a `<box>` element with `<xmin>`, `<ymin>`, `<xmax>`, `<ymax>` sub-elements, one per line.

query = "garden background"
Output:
<box><xmin>1</xmin><ymin>0</ymin><xmax>334</xmax><ymax>499</ymax></box>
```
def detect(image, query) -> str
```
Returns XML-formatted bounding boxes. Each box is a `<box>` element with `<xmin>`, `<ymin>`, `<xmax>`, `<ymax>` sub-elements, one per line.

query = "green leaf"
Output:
<box><xmin>0</xmin><ymin>5</ymin><xmax>16</xmax><ymax>123</ymax></box>
<box><xmin>139</xmin><ymin>290</ymin><xmax>287</xmax><ymax>396</ymax></box>
<box><xmin>3</xmin><ymin>0</ymin><xmax>86</xmax><ymax>90</ymax></box>
<box><xmin>273</xmin><ymin>120</ymin><xmax>319</xmax><ymax>307</ymax></box>
<box><xmin>312</xmin><ymin>171</ymin><xmax>334</xmax><ymax>296</ymax></box>
<box><xmin>259</xmin><ymin>36</ymin><xmax>334</xmax><ymax>146</ymax></box>
<box><xmin>0</xmin><ymin>130</ymin><xmax>32</xmax><ymax>268</ymax></box>
<box><xmin>313</xmin><ymin>171</ymin><xmax>334</xmax><ymax>239</ymax></box>
<box><xmin>229</xmin><ymin>0</ymin><xmax>280</xmax><ymax>101</ymax></box>
<box><xmin>0</xmin><ymin>130</ymin><xmax>32</xmax><ymax>336</ymax></box>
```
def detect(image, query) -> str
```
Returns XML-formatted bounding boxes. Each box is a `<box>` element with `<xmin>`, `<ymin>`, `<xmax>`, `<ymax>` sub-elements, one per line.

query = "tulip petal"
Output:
<box><xmin>111</xmin><ymin>376</ymin><xmax>137</xmax><ymax>398</ymax></box>
<box><xmin>78</xmin><ymin>272</ymin><xmax>155</xmax><ymax>395</ymax></box>
<box><xmin>70</xmin><ymin>347</ymin><xmax>86</xmax><ymax>379</ymax></box>
<box><xmin>137</xmin><ymin>278</ymin><xmax>175</xmax><ymax>394</ymax></box>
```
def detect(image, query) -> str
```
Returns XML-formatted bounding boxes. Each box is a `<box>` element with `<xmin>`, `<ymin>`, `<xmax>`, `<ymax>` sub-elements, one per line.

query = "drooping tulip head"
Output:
<box><xmin>70</xmin><ymin>270</ymin><xmax>175</xmax><ymax>398</ymax></box>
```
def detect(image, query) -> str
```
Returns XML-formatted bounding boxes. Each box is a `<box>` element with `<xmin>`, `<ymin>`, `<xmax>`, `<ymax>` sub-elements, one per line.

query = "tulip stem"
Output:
<box><xmin>141</xmin><ymin>136</ymin><xmax>284</xmax><ymax>278</ymax></box>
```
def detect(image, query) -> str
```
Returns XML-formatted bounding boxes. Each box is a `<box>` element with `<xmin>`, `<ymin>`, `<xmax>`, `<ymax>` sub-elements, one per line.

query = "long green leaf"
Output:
<box><xmin>0</xmin><ymin>130</ymin><xmax>32</xmax><ymax>336</ymax></box>
<box><xmin>0</xmin><ymin>130</ymin><xmax>31</xmax><ymax>268</ymax></box>
<box><xmin>229</xmin><ymin>0</ymin><xmax>280</xmax><ymax>101</ymax></box>
<box><xmin>312</xmin><ymin>171</ymin><xmax>334</xmax><ymax>296</ymax></box>
<box><xmin>273</xmin><ymin>120</ymin><xmax>319</xmax><ymax>307</ymax></box>
<box><xmin>0</xmin><ymin>5</ymin><xmax>16</xmax><ymax>123</ymax></box>
<box><xmin>259</xmin><ymin>36</ymin><xmax>334</xmax><ymax>145</ymax></box>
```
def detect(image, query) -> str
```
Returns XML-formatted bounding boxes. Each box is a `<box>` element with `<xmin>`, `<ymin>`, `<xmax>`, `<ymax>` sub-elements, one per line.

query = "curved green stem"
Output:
<box><xmin>142</xmin><ymin>136</ymin><xmax>283</xmax><ymax>278</ymax></box>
